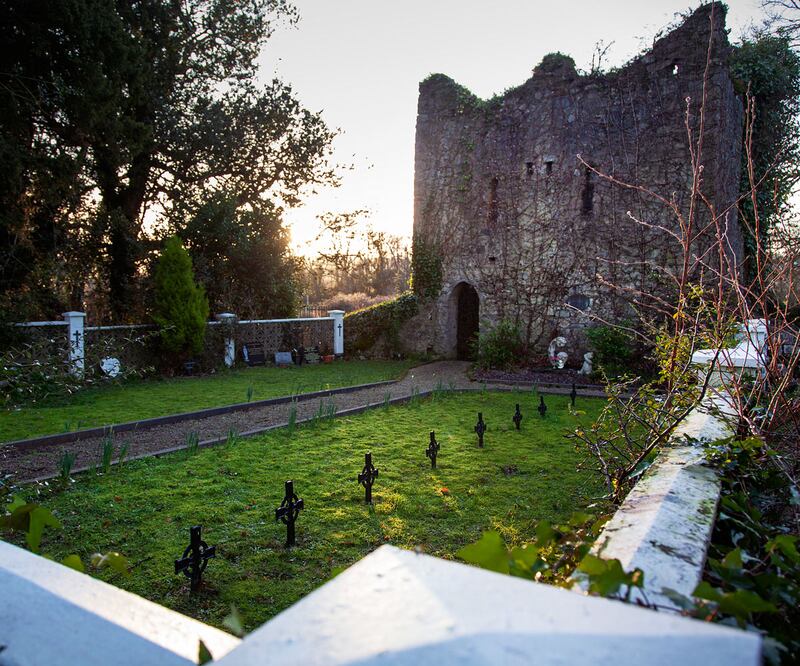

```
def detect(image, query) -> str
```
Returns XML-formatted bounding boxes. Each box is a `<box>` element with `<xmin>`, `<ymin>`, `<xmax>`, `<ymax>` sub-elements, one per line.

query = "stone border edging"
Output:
<box><xmin>572</xmin><ymin>393</ymin><xmax>733</xmax><ymax>609</ymax></box>
<box><xmin>3</xmin><ymin>379</ymin><xmax>398</xmax><ymax>451</ymax></box>
<box><xmin>27</xmin><ymin>385</ymin><xmax>594</xmax><ymax>483</ymax></box>
<box><xmin>473</xmin><ymin>378</ymin><xmax>608</xmax><ymax>391</ymax></box>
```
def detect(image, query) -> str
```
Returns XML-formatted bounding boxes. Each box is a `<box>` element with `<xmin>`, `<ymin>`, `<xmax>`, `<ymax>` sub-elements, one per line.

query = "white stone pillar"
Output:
<box><xmin>215</xmin><ymin>313</ymin><xmax>237</xmax><ymax>367</ymax></box>
<box><xmin>63</xmin><ymin>311</ymin><xmax>86</xmax><ymax>377</ymax></box>
<box><xmin>328</xmin><ymin>310</ymin><xmax>345</xmax><ymax>357</ymax></box>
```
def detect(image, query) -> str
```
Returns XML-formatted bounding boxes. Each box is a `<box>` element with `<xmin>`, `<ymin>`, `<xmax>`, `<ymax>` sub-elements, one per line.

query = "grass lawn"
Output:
<box><xmin>17</xmin><ymin>390</ymin><xmax>607</xmax><ymax>632</ymax></box>
<box><xmin>0</xmin><ymin>360</ymin><xmax>414</xmax><ymax>442</ymax></box>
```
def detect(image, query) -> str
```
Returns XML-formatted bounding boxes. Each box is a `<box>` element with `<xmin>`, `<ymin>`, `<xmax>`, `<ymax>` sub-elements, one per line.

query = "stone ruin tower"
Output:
<box><xmin>409</xmin><ymin>3</ymin><xmax>744</xmax><ymax>360</ymax></box>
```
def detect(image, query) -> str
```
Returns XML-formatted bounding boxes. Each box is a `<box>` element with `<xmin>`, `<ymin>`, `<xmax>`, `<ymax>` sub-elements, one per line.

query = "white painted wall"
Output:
<box><xmin>215</xmin><ymin>545</ymin><xmax>760</xmax><ymax>666</ymax></box>
<box><xmin>0</xmin><ymin>540</ymin><xmax>239</xmax><ymax>665</ymax></box>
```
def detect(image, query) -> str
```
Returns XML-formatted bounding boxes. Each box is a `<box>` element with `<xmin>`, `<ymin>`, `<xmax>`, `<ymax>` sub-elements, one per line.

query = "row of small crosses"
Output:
<box><xmin>174</xmin><ymin>386</ymin><xmax>580</xmax><ymax>591</ymax></box>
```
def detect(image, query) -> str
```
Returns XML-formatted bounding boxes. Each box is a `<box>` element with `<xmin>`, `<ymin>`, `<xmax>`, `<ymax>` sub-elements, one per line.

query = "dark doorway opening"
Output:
<box><xmin>455</xmin><ymin>283</ymin><xmax>479</xmax><ymax>360</ymax></box>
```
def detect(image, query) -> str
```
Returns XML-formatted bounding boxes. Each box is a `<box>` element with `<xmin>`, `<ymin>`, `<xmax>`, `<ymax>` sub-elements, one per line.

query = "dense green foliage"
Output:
<box><xmin>152</xmin><ymin>237</ymin><xmax>209</xmax><ymax>358</ymax></box>
<box><xmin>473</xmin><ymin>320</ymin><xmax>524</xmax><ymax>370</ymax></box>
<box><xmin>17</xmin><ymin>391</ymin><xmax>605</xmax><ymax>630</ymax></box>
<box><xmin>585</xmin><ymin>324</ymin><xmax>635</xmax><ymax>378</ymax></box>
<box><xmin>693</xmin><ymin>436</ymin><xmax>800</xmax><ymax>662</ymax></box>
<box><xmin>0</xmin><ymin>360</ymin><xmax>413</xmax><ymax>442</ymax></box>
<box><xmin>179</xmin><ymin>194</ymin><xmax>299</xmax><ymax>319</ymax></box>
<box><xmin>457</xmin><ymin>513</ymin><xmax>645</xmax><ymax>601</ymax></box>
<box><xmin>731</xmin><ymin>34</ymin><xmax>800</xmax><ymax>278</ymax></box>
<box><xmin>345</xmin><ymin>292</ymin><xmax>419</xmax><ymax>353</ymax></box>
<box><xmin>410</xmin><ymin>234</ymin><xmax>443</xmax><ymax>300</ymax></box>
<box><xmin>0</xmin><ymin>0</ymin><xmax>334</xmax><ymax>321</ymax></box>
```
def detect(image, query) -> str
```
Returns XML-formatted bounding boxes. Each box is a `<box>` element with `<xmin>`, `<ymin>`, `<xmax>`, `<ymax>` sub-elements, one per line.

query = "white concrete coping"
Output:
<box><xmin>13</xmin><ymin>320</ymin><xmax>67</xmax><ymax>327</ymax></box>
<box><xmin>216</xmin><ymin>544</ymin><xmax>759</xmax><ymax>666</ymax></box>
<box><xmin>0</xmin><ymin>540</ymin><xmax>239</xmax><ymax>665</ymax></box>
<box><xmin>692</xmin><ymin>319</ymin><xmax>768</xmax><ymax>370</ymax></box>
<box><xmin>577</xmin><ymin>393</ymin><xmax>734</xmax><ymax>609</ymax></box>
<box><xmin>235</xmin><ymin>317</ymin><xmax>333</xmax><ymax>325</ymax></box>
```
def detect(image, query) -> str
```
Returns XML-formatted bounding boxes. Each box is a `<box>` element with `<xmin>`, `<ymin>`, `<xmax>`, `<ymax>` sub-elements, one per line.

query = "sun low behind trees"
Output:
<box><xmin>0</xmin><ymin>0</ymin><xmax>336</xmax><ymax>324</ymax></box>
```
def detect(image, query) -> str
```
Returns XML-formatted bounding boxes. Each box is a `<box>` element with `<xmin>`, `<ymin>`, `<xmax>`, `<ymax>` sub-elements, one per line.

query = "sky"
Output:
<box><xmin>257</xmin><ymin>0</ymin><xmax>767</xmax><ymax>256</ymax></box>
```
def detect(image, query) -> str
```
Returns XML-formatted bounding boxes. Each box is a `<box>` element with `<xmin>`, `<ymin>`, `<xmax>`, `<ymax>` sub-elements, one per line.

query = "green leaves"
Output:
<box><xmin>222</xmin><ymin>606</ymin><xmax>245</xmax><ymax>637</ymax></box>
<box><xmin>91</xmin><ymin>552</ymin><xmax>131</xmax><ymax>577</ymax></box>
<box><xmin>198</xmin><ymin>640</ymin><xmax>214</xmax><ymax>664</ymax></box>
<box><xmin>0</xmin><ymin>498</ymin><xmax>62</xmax><ymax>553</ymax></box>
<box><xmin>455</xmin><ymin>511</ymin><xmax>647</xmax><ymax>601</ymax></box>
<box><xmin>576</xmin><ymin>555</ymin><xmax>644</xmax><ymax>598</ymax></box>
<box><xmin>61</xmin><ymin>554</ymin><xmax>85</xmax><ymax>573</ymax></box>
<box><xmin>693</xmin><ymin>581</ymin><xmax>777</xmax><ymax>624</ymax></box>
<box><xmin>456</xmin><ymin>531</ymin><xmax>509</xmax><ymax>574</ymax></box>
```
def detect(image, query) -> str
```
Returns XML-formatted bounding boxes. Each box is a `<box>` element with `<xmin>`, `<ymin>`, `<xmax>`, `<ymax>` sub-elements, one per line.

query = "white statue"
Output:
<box><xmin>578</xmin><ymin>351</ymin><xmax>593</xmax><ymax>375</ymax></box>
<box><xmin>100</xmin><ymin>357</ymin><xmax>121</xmax><ymax>378</ymax></box>
<box><xmin>548</xmin><ymin>336</ymin><xmax>569</xmax><ymax>369</ymax></box>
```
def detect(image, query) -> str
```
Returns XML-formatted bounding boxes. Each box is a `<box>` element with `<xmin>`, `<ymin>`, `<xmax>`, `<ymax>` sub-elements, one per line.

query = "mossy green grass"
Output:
<box><xmin>0</xmin><ymin>360</ymin><xmax>414</xmax><ymax>442</ymax></box>
<box><xmin>20</xmin><ymin>391</ymin><xmax>606</xmax><ymax>632</ymax></box>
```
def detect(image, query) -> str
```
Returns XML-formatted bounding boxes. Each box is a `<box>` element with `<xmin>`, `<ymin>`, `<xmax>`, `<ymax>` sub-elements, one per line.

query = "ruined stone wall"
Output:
<box><xmin>409</xmin><ymin>3</ymin><xmax>743</xmax><ymax>359</ymax></box>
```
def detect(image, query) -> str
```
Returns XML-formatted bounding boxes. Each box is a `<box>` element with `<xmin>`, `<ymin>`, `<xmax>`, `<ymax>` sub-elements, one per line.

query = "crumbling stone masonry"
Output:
<box><xmin>407</xmin><ymin>3</ymin><xmax>744</xmax><ymax>360</ymax></box>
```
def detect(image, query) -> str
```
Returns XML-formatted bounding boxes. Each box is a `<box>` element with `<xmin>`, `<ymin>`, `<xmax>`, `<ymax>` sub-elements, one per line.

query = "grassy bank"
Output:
<box><xmin>0</xmin><ymin>360</ymin><xmax>415</xmax><ymax>442</ymax></box>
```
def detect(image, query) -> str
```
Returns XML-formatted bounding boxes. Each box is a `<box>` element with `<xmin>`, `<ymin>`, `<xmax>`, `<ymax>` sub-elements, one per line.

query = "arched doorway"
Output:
<box><xmin>453</xmin><ymin>282</ymin><xmax>479</xmax><ymax>360</ymax></box>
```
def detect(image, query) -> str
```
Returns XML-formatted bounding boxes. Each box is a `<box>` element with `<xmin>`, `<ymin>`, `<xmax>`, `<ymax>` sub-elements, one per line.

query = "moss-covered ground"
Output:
<box><xmin>19</xmin><ymin>390</ymin><xmax>606</xmax><ymax>632</ymax></box>
<box><xmin>0</xmin><ymin>360</ymin><xmax>414</xmax><ymax>442</ymax></box>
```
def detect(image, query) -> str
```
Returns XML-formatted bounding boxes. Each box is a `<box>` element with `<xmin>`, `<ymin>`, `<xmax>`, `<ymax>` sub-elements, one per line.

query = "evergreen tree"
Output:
<box><xmin>152</xmin><ymin>236</ymin><xmax>208</xmax><ymax>357</ymax></box>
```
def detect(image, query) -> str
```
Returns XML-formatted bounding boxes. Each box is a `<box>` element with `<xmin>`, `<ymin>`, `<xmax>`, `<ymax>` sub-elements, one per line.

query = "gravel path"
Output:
<box><xmin>1</xmin><ymin>361</ymin><xmax>610</xmax><ymax>483</ymax></box>
<box><xmin>1</xmin><ymin>361</ymin><xmax>478</xmax><ymax>483</ymax></box>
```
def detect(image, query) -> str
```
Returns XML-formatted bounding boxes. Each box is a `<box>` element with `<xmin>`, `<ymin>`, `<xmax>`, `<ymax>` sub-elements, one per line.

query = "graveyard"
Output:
<box><xmin>12</xmin><ymin>390</ymin><xmax>606</xmax><ymax>631</ymax></box>
<box><xmin>2</xmin><ymin>1</ymin><xmax>800</xmax><ymax>663</ymax></box>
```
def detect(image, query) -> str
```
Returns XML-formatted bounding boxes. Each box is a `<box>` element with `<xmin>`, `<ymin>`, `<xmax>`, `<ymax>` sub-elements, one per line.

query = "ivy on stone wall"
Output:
<box><xmin>410</xmin><ymin>234</ymin><xmax>443</xmax><ymax>301</ymax></box>
<box><xmin>731</xmin><ymin>34</ymin><xmax>800</xmax><ymax>281</ymax></box>
<box><xmin>344</xmin><ymin>292</ymin><xmax>418</xmax><ymax>354</ymax></box>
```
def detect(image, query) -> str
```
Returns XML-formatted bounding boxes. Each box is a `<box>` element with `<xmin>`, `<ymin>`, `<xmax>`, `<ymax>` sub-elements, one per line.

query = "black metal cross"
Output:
<box><xmin>513</xmin><ymin>404</ymin><xmax>523</xmax><ymax>430</ymax></box>
<box><xmin>275</xmin><ymin>480</ymin><xmax>304</xmax><ymax>547</ymax></box>
<box><xmin>474</xmin><ymin>412</ymin><xmax>487</xmax><ymax>448</ymax></box>
<box><xmin>538</xmin><ymin>395</ymin><xmax>548</xmax><ymax>418</ymax></box>
<box><xmin>358</xmin><ymin>451</ymin><xmax>379</xmax><ymax>504</ymax></box>
<box><xmin>174</xmin><ymin>525</ymin><xmax>216</xmax><ymax>593</ymax></box>
<box><xmin>337</xmin><ymin>323</ymin><xmax>343</xmax><ymax>335</ymax></box>
<box><xmin>425</xmin><ymin>431</ymin><xmax>440</xmax><ymax>468</ymax></box>
<box><xmin>570</xmin><ymin>383</ymin><xmax>577</xmax><ymax>407</ymax></box>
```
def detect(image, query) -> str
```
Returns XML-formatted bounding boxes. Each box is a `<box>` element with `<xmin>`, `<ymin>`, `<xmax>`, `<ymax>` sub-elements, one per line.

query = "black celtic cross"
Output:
<box><xmin>425</xmin><ymin>431</ymin><xmax>440</xmax><ymax>468</ymax></box>
<box><xmin>474</xmin><ymin>412</ymin><xmax>487</xmax><ymax>448</ymax></box>
<box><xmin>513</xmin><ymin>404</ymin><xmax>523</xmax><ymax>430</ymax></box>
<box><xmin>538</xmin><ymin>395</ymin><xmax>548</xmax><ymax>418</ymax></box>
<box><xmin>570</xmin><ymin>383</ymin><xmax>577</xmax><ymax>407</ymax></box>
<box><xmin>275</xmin><ymin>480</ymin><xmax>304</xmax><ymax>547</ymax></box>
<box><xmin>358</xmin><ymin>451</ymin><xmax>379</xmax><ymax>504</ymax></box>
<box><xmin>174</xmin><ymin>525</ymin><xmax>216</xmax><ymax>593</ymax></box>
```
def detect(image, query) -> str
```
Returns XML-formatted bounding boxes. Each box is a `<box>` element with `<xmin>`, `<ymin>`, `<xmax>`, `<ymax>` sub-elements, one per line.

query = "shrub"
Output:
<box><xmin>474</xmin><ymin>320</ymin><xmax>523</xmax><ymax>370</ymax></box>
<box><xmin>345</xmin><ymin>292</ymin><xmax>418</xmax><ymax>354</ymax></box>
<box><xmin>151</xmin><ymin>236</ymin><xmax>209</xmax><ymax>358</ymax></box>
<box><xmin>585</xmin><ymin>325</ymin><xmax>635</xmax><ymax>378</ymax></box>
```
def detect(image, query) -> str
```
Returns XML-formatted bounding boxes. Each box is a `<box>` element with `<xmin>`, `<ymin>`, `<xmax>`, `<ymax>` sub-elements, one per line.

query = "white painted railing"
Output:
<box><xmin>8</xmin><ymin>310</ymin><xmax>346</xmax><ymax>374</ymax></box>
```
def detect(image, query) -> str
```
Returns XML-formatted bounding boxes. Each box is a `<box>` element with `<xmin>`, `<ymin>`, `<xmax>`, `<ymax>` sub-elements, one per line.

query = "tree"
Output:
<box><xmin>178</xmin><ymin>193</ymin><xmax>299</xmax><ymax>318</ymax></box>
<box><xmin>304</xmin><ymin>210</ymin><xmax>411</xmax><ymax>302</ymax></box>
<box><xmin>0</xmin><ymin>0</ymin><xmax>336</xmax><ymax>321</ymax></box>
<box><xmin>152</xmin><ymin>236</ymin><xmax>208</xmax><ymax>357</ymax></box>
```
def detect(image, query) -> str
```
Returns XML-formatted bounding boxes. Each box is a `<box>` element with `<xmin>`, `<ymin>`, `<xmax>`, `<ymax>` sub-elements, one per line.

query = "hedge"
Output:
<box><xmin>345</xmin><ymin>291</ymin><xmax>419</xmax><ymax>354</ymax></box>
